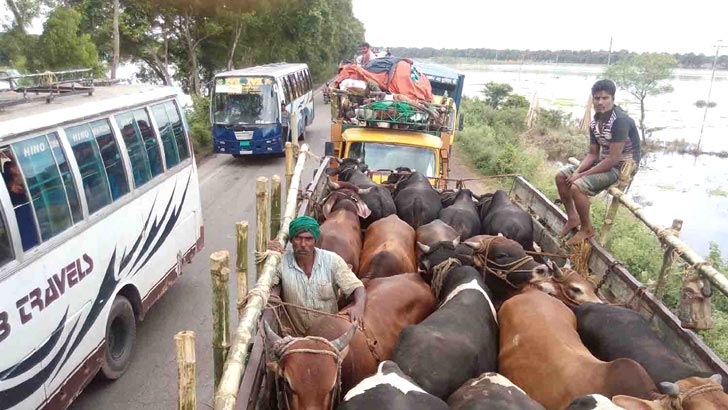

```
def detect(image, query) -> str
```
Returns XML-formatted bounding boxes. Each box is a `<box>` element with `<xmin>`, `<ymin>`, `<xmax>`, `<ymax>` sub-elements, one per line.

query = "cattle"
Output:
<box><xmin>338</xmin><ymin>361</ymin><xmax>448</xmax><ymax>410</ymax></box>
<box><xmin>388</xmin><ymin>169</ymin><xmax>442</xmax><ymax>229</ymax></box>
<box><xmin>566</xmin><ymin>394</ymin><xmax>625</xmax><ymax>410</ymax></box>
<box><xmin>613</xmin><ymin>375</ymin><xmax>728</xmax><ymax>410</ymax></box>
<box><xmin>359</xmin><ymin>214</ymin><xmax>416</xmax><ymax>279</ymax></box>
<box><xmin>319</xmin><ymin>180</ymin><xmax>371</xmax><ymax>273</ymax></box>
<box><xmin>438</xmin><ymin>189</ymin><xmax>481</xmax><ymax>241</ymax></box>
<box><xmin>301</xmin><ymin>273</ymin><xmax>435</xmax><ymax>398</ymax></box>
<box><xmin>478</xmin><ymin>190</ymin><xmax>535</xmax><ymax>252</ymax></box>
<box><xmin>447</xmin><ymin>373</ymin><xmax>546</xmax><ymax>410</ymax></box>
<box><xmin>461</xmin><ymin>235</ymin><xmax>549</xmax><ymax>306</ymax></box>
<box><xmin>498</xmin><ymin>290</ymin><xmax>657</xmax><ymax>410</ymax></box>
<box><xmin>574</xmin><ymin>302</ymin><xmax>719</xmax><ymax>388</ymax></box>
<box><xmin>326</xmin><ymin>158</ymin><xmax>396</xmax><ymax>227</ymax></box>
<box><xmin>529</xmin><ymin>264</ymin><xmax>603</xmax><ymax>308</ymax></box>
<box><xmin>392</xmin><ymin>265</ymin><xmax>498</xmax><ymax>400</ymax></box>
<box><xmin>415</xmin><ymin>219</ymin><xmax>460</xmax><ymax>261</ymax></box>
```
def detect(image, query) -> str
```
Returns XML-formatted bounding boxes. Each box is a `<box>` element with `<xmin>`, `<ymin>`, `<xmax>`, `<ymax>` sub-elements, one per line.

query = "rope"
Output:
<box><xmin>472</xmin><ymin>236</ymin><xmax>536</xmax><ymax>289</ymax></box>
<box><xmin>595</xmin><ymin>260</ymin><xmax>622</xmax><ymax>293</ymax></box>
<box><xmin>524</xmin><ymin>249</ymin><xmax>572</xmax><ymax>259</ymax></box>
<box><xmin>430</xmin><ymin>258</ymin><xmax>462</xmax><ymax>300</ymax></box>
<box><xmin>255</xmin><ymin>249</ymin><xmax>282</xmax><ymax>265</ymax></box>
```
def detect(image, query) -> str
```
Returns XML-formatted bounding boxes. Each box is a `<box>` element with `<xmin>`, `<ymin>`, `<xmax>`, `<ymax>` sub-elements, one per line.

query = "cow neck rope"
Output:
<box><xmin>431</xmin><ymin>258</ymin><xmax>462</xmax><ymax>300</ymax></box>
<box><xmin>529</xmin><ymin>268</ymin><xmax>583</xmax><ymax>308</ymax></box>
<box><xmin>265</xmin><ymin>294</ymin><xmax>383</xmax><ymax>362</ymax></box>
<box><xmin>270</xmin><ymin>335</ymin><xmax>343</xmax><ymax>410</ymax></box>
<box><xmin>662</xmin><ymin>383</ymin><xmax>724</xmax><ymax>410</ymax></box>
<box><xmin>476</xmin><ymin>236</ymin><xmax>535</xmax><ymax>289</ymax></box>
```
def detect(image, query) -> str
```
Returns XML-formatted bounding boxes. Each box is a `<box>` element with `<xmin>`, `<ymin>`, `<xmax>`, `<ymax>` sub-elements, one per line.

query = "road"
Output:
<box><xmin>71</xmin><ymin>92</ymin><xmax>329</xmax><ymax>410</ymax></box>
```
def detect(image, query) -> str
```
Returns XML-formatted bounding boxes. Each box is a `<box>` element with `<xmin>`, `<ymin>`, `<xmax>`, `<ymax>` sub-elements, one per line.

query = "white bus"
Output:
<box><xmin>210</xmin><ymin>63</ymin><xmax>314</xmax><ymax>156</ymax></box>
<box><xmin>0</xmin><ymin>85</ymin><xmax>204</xmax><ymax>410</ymax></box>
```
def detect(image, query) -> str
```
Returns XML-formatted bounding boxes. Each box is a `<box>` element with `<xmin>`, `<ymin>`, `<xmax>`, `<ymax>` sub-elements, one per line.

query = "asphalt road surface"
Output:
<box><xmin>71</xmin><ymin>91</ymin><xmax>329</xmax><ymax>410</ymax></box>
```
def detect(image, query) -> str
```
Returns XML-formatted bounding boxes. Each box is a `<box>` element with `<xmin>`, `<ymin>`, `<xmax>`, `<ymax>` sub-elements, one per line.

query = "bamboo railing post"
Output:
<box><xmin>214</xmin><ymin>144</ymin><xmax>310</xmax><ymax>410</ymax></box>
<box><xmin>285</xmin><ymin>142</ymin><xmax>294</xmax><ymax>192</ymax></box>
<box><xmin>210</xmin><ymin>251</ymin><xmax>231</xmax><ymax>390</ymax></box>
<box><xmin>256</xmin><ymin>177</ymin><xmax>270</xmax><ymax>280</ymax></box>
<box><xmin>654</xmin><ymin>219</ymin><xmax>683</xmax><ymax>300</ymax></box>
<box><xmin>235</xmin><ymin>222</ymin><xmax>249</xmax><ymax>319</ymax></box>
<box><xmin>176</xmin><ymin>331</ymin><xmax>197</xmax><ymax>410</ymax></box>
<box><xmin>598</xmin><ymin>162</ymin><xmax>634</xmax><ymax>246</ymax></box>
<box><xmin>271</xmin><ymin>175</ymin><xmax>282</xmax><ymax>236</ymax></box>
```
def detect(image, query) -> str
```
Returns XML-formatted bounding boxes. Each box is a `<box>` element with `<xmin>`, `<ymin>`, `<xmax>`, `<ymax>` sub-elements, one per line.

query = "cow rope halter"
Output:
<box><xmin>473</xmin><ymin>236</ymin><xmax>536</xmax><ymax>289</ymax></box>
<box><xmin>431</xmin><ymin>258</ymin><xmax>462</xmax><ymax>300</ymax></box>
<box><xmin>660</xmin><ymin>382</ymin><xmax>724</xmax><ymax>410</ymax></box>
<box><xmin>529</xmin><ymin>268</ymin><xmax>583</xmax><ymax>308</ymax></box>
<box><xmin>269</xmin><ymin>335</ymin><xmax>344</xmax><ymax>410</ymax></box>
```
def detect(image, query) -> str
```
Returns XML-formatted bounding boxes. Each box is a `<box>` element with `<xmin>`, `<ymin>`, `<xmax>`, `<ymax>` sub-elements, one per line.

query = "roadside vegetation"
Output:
<box><xmin>457</xmin><ymin>84</ymin><xmax>728</xmax><ymax>360</ymax></box>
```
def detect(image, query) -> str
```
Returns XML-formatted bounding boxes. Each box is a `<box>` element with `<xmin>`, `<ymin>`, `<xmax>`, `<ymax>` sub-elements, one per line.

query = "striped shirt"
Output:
<box><xmin>272</xmin><ymin>248</ymin><xmax>364</xmax><ymax>335</ymax></box>
<box><xmin>590</xmin><ymin>106</ymin><xmax>641</xmax><ymax>167</ymax></box>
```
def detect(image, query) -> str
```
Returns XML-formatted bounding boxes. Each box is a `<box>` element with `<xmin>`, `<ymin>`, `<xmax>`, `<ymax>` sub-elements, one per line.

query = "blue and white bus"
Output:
<box><xmin>210</xmin><ymin>63</ymin><xmax>314</xmax><ymax>157</ymax></box>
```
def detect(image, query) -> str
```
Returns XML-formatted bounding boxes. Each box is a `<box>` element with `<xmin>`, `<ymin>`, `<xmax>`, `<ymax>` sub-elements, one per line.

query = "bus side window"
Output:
<box><xmin>167</xmin><ymin>101</ymin><xmax>190</xmax><ymax>161</ymax></box>
<box><xmin>116</xmin><ymin>111</ymin><xmax>152</xmax><ymax>187</ymax></box>
<box><xmin>151</xmin><ymin>103</ymin><xmax>181</xmax><ymax>168</ymax></box>
<box><xmin>133</xmin><ymin>109</ymin><xmax>164</xmax><ymax>177</ymax></box>
<box><xmin>47</xmin><ymin>133</ymin><xmax>83</xmax><ymax>223</ymax></box>
<box><xmin>90</xmin><ymin>119</ymin><xmax>129</xmax><ymax>200</ymax></box>
<box><xmin>12</xmin><ymin>134</ymin><xmax>75</xmax><ymax>243</ymax></box>
<box><xmin>0</xmin><ymin>206</ymin><xmax>13</xmax><ymax>266</ymax></box>
<box><xmin>304</xmin><ymin>70</ymin><xmax>312</xmax><ymax>92</ymax></box>
<box><xmin>0</xmin><ymin>146</ymin><xmax>39</xmax><ymax>250</ymax></box>
<box><xmin>65</xmin><ymin>123</ymin><xmax>113</xmax><ymax>214</ymax></box>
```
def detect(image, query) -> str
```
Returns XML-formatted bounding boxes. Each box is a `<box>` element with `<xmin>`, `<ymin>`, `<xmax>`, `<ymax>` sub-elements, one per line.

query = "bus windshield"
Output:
<box><xmin>212</xmin><ymin>76</ymin><xmax>278</xmax><ymax>126</ymax></box>
<box><xmin>348</xmin><ymin>142</ymin><xmax>436</xmax><ymax>176</ymax></box>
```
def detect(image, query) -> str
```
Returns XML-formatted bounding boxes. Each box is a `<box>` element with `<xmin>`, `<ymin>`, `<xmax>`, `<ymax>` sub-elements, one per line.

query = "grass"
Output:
<box><xmin>709</xmin><ymin>189</ymin><xmax>728</xmax><ymax>197</ymax></box>
<box><xmin>458</xmin><ymin>95</ymin><xmax>728</xmax><ymax>361</ymax></box>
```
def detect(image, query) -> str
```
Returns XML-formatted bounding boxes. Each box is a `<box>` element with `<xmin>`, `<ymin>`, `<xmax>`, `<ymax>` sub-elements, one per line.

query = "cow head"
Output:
<box><xmin>323</xmin><ymin>179</ymin><xmax>372</xmax><ymax>219</ymax></box>
<box><xmin>463</xmin><ymin>235</ymin><xmax>549</xmax><ymax>289</ymax></box>
<box><xmin>326</xmin><ymin>158</ymin><xmax>369</xmax><ymax>181</ymax></box>
<box><xmin>264</xmin><ymin>322</ymin><xmax>357</xmax><ymax>410</ymax></box>
<box><xmin>678</xmin><ymin>274</ymin><xmax>714</xmax><ymax>330</ymax></box>
<box><xmin>531</xmin><ymin>263</ymin><xmax>603</xmax><ymax>308</ymax></box>
<box><xmin>613</xmin><ymin>375</ymin><xmax>727</xmax><ymax>410</ymax></box>
<box><xmin>417</xmin><ymin>239</ymin><xmax>474</xmax><ymax>284</ymax></box>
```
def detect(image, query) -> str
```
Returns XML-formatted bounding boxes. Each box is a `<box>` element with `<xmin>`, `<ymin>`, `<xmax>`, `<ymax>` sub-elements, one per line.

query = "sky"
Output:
<box><xmin>352</xmin><ymin>0</ymin><xmax>727</xmax><ymax>55</ymax></box>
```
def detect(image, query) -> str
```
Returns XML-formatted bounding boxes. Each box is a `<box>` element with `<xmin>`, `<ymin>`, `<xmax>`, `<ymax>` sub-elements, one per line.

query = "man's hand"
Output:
<box><xmin>566</xmin><ymin>172</ymin><xmax>582</xmax><ymax>186</ymax></box>
<box><xmin>348</xmin><ymin>303</ymin><xmax>365</xmax><ymax>327</ymax></box>
<box><xmin>267</xmin><ymin>240</ymin><xmax>284</xmax><ymax>253</ymax></box>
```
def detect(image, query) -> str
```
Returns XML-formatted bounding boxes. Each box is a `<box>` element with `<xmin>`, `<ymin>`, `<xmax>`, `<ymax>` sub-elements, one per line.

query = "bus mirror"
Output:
<box><xmin>458</xmin><ymin>114</ymin><xmax>465</xmax><ymax>131</ymax></box>
<box><xmin>324</xmin><ymin>142</ymin><xmax>335</xmax><ymax>157</ymax></box>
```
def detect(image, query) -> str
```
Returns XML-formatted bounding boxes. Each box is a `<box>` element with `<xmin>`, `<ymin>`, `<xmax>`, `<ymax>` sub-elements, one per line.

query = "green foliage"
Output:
<box><xmin>538</xmin><ymin>108</ymin><xmax>570</xmax><ymax>129</ymax></box>
<box><xmin>502</xmin><ymin>93</ymin><xmax>529</xmax><ymax>109</ymax></box>
<box><xmin>481</xmin><ymin>82</ymin><xmax>513</xmax><ymax>108</ymax></box>
<box><xmin>186</xmin><ymin>95</ymin><xmax>213</xmax><ymax>157</ymax></box>
<box><xmin>0</xmin><ymin>29</ymin><xmax>35</xmax><ymax>69</ymax></box>
<box><xmin>32</xmin><ymin>7</ymin><xmax>103</xmax><ymax>75</ymax></box>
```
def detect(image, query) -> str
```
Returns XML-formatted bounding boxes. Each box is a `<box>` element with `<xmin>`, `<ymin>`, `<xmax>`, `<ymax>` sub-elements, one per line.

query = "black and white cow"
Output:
<box><xmin>337</xmin><ymin>361</ymin><xmax>448</xmax><ymax>410</ymax></box>
<box><xmin>565</xmin><ymin>394</ymin><xmax>625</xmax><ymax>410</ymax></box>
<box><xmin>447</xmin><ymin>372</ymin><xmax>545</xmax><ymax>410</ymax></box>
<box><xmin>574</xmin><ymin>303</ymin><xmax>720</xmax><ymax>388</ymax></box>
<box><xmin>478</xmin><ymin>190</ymin><xmax>535</xmax><ymax>252</ymax></box>
<box><xmin>392</xmin><ymin>265</ymin><xmax>499</xmax><ymax>400</ymax></box>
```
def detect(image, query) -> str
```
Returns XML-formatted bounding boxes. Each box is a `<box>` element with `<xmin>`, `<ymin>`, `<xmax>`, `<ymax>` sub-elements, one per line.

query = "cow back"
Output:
<box><xmin>359</xmin><ymin>214</ymin><xmax>416</xmax><ymax>279</ymax></box>
<box><xmin>480</xmin><ymin>190</ymin><xmax>534</xmax><ymax>251</ymax></box>
<box><xmin>447</xmin><ymin>373</ymin><xmax>546</xmax><ymax>410</ymax></box>
<box><xmin>320</xmin><ymin>209</ymin><xmax>363</xmax><ymax>273</ymax></box>
<box><xmin>498</xmin><ymin>290</ymin><xmax>656</xmax><ymax>410</ymax></box>
<box><xmin>393</xmin><ymin>173</ymin><xmax>442</xmax><ymax>229</ymax></box>
<box><xmin>438</xmin><ymin>190</ymin><xmax>481</xmax><ymax>241</ymax></box>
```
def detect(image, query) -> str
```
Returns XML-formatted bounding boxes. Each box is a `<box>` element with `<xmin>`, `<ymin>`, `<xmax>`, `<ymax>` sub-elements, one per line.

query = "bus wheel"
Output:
<box><xmin>100</xmin><ymin>295</ymin><xmax>136</xmax><ymax>380</ymax></box>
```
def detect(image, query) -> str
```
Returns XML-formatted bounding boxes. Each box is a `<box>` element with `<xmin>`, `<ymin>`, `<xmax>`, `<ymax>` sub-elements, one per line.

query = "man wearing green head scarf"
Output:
<box><xmin>268</xmin><ymin>216</ymin><xmax>366</xmax><ymax>336</ymax></box>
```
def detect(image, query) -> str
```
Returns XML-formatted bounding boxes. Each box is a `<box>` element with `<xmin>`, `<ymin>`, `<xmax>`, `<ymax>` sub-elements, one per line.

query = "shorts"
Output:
<box><xmin>559</xmin><ymin>163</ymin><xmax>619</xmax><ymax>197</ymax></box>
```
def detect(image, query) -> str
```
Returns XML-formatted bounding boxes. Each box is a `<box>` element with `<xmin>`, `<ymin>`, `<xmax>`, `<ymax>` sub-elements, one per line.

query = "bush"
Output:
<box><xmin>537</xmin><ymin>108</ymin><xmax>570</xmax><ymax>130</ymax></box>
<box><xmin>186</xmin><ymin>95</ymin><xmax>213</xmax><ymax>158</ymax></box>
<box><xmin>528</xmin><ymin>129</ymin><xmax>589</xmax><ymax>161</ymax></box>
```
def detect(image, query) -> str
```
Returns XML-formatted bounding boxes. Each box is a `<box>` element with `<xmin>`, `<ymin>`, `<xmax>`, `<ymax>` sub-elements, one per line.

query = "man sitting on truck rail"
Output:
<box><xmin>556</xmin><ymin>79</ymin><xmax>640</xmax><ymax>246</ymax></box>
<box><xmin>267</xmin><ymin>216</ymin><xmax>366</xmax><ymax>335</ymax></box>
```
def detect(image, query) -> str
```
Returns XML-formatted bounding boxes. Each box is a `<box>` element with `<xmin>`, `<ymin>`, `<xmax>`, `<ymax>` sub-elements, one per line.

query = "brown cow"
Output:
<box><xmin>359</xmin><ymin>214</ymin><xmax>416</xmax><ymax>279</ymax></box>
<box><xmin>319</xmin><ymin>180</ymin><xmax>371</xmax><ymax>273</ymax></box>
<box><xmin>265</xmin><ymin>273</ymin><xmax>436</xmax><ymax>410</ymax></box>
<box><xmin>613</xmin><ymin>375</ymin><xmax>728</xmax><ymax>410</ymax></box>
<box><xmin>529</xmin><ymin>264</ymin><xmax>603</xmax><ymax>308</ymax></box>
<box><xmin>499</xmin><ymin>290</ymin><xmax>657</xmax><ymax>410</ymax></box>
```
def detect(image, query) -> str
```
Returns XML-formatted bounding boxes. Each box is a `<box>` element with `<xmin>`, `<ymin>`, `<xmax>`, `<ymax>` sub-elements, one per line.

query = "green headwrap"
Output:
<box><xmin>288</xmin><ymin>216</ymin><xmax>320</xmax><ymax>240</ymax></box>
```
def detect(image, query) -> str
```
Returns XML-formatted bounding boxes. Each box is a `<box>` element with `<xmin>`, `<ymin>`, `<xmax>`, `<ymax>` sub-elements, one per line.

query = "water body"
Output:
<box><xmin>451</xmin><ymin>62</ymin><xmax>728</xmax><ymax>256</ymax></box>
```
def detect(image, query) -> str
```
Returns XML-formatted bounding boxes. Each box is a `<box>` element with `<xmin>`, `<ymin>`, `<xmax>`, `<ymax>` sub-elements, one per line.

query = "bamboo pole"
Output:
<box><xmin>255</xmin><ymin>177</ymin><xmax>270</xmax><ymax>280</ymax></box>
<box><xmin>210</xmin><ymin>251</ymin><xmax>231</xmax><ymax>390</ymax></box>
<box><xmin>654</xmin><ymin>219</ymin><xmax>683</xmax><ymax>300</ymax></box>
<box><xmin>285</xmin><ymin>141</ymin><xmax>294</xmax><ymax>192</ymax></box>
<box><xmin>598</xmin><ymin>161</ymin><xmax>634</xmax><ymax>245</ymax></box>
<box><xmin>176</xmin><ymin>331</ymin><xmax>197</xmax><ymax>410</ymax></box>
<box><xmin>235</xmin><ymin>221</ymin><xmax>249</xmax><ymax>319</ymax></box>
<box><xmin>271</xmin><ymin>175</ymin><xmax>282</xmax><ymax>237</ymax></box>
<box><xmin>214</xmin><ymin>144</ymin><xmax>310</xmax><ymax>410</ymax></box>
<box><xmin>568</xmin><ymin>157</ymin><xmax>728</xmax><ymax>297</ymax></box>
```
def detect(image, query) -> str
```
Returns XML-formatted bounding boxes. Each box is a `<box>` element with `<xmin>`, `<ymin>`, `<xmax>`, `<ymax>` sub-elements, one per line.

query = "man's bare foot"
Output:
<box><xmin>566</xmin><ymin>228</ymin><xmax>596</xmax><ymax>246</ymax></box>
<box><xmin>560</xmin><ymin>219</ymin><xmax>581</xmax><ymax>238</ymax></box>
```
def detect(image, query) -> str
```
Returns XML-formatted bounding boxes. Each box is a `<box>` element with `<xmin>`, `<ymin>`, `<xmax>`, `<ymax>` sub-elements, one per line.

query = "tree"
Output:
<box><xmin>604</xmin><ymin>54</ymin><xmax>676</xmax><ymax>143</ymax></box>
<box><xmin>502</xmin><ymin>93</ymin><xmax>529</xmax><ymax>109</ymax></box>
<box><xmin>4</xmin><ymin>0</ymin><xmax>41</xmax><ymax>33</ymax></box>
<box><xmin>481</xmin><ymin>82</ymin><xmax>513</xmax><ymax>109</ymax></box>
<box><xmin>33</xmin><ymin>7</ymin><xmax>102</xmax><ymax>74</ymax></box>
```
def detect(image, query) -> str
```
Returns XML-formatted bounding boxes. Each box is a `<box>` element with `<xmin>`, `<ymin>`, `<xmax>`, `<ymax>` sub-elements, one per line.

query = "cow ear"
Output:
<box><xmin>266</xmin><ymin>361</ymin><xmax>280</xmax><ymax>375</ymax></box>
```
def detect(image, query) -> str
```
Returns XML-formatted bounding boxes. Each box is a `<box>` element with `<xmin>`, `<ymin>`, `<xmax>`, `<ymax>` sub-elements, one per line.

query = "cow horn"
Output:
<box><xmin>417</xmin><ymin>242</ymin><xmax>432</xmax><ymax>254</ymax></box>
<box><xmin>552</xmin><ymin>262</ymin><xmax>564</xmax><ymax>279</ymax></box>
<box><xmin>658</xmin><ymin>381</ymin><xmax>680</xmax><ymax>397</ymax></box>
<box><xmin>710</xmin><ymin>374</ymin><xmax>723</xmax><ymax>387</ymax></box>
<box><xmin>331</xmin><ymin>324</ymin><xmax>357</xmax><ymax>352</ymax></box>
<box><xmin>464</xmin><ymin>241</ymin><xmax>482</xmax><ymax>250</ymax></box>
<box><xmin>327</xmin><ymin>179</ymin><xmax>341</xmax><ymax>191</ymax></box>
<box><xmin>358</xmin><ymin>187</ymin><xmax>373</xmax><ymax>195</ymax></box>
<box><xmin>263</xmin><ymin>320</ymin><xmax>282</xmax><ymax>347</ymax></box>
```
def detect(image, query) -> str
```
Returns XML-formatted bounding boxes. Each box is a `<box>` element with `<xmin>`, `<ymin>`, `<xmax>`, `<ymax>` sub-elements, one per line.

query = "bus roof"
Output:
<box><xmin>214</xmin><ymin>63</ymin><xmax>309</xmax><ymax>79</ymax></box>
<box><xmin>0</xmin><ymin>84</ymin><xmax>180</xmax><ymax>141</ymax></box>
<box><xmin>342</xmin><ymin>127</ymin><xmax>443</xmax><ymax>150</ymax></box>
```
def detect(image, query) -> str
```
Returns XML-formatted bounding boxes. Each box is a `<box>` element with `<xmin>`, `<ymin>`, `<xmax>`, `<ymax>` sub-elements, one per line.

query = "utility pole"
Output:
<box><xmin>697</xmin><ymin>40</ymin><xmax>724</xmax><ymax>153</ymax></box>
<box><xmin>606</xmin><ymin>36</ymin><xmax>613</xmax><ymax>66</ymax></box>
